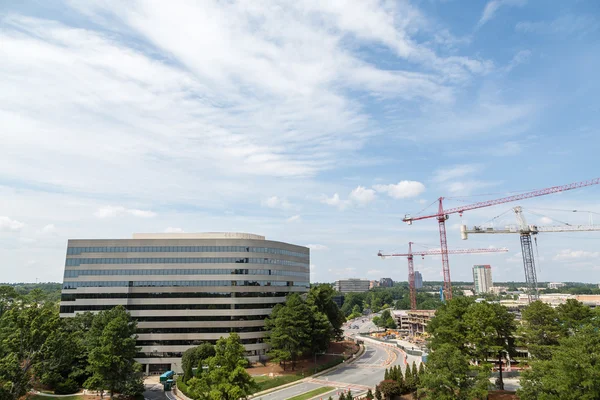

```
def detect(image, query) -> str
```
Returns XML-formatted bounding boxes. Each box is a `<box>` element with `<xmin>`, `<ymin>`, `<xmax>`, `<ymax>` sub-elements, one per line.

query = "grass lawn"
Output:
<box><xmin>286</xmin><ymin>387</ymin><xmax>334</xmax><ymax>400</ymax></box>
<box><xmin>251</xmin><ymin>374</ymin><xmax>304</xmax><ymax>393</ymax></box>
<box><xmin>27</xmin><ymin>396</ymin><xmax>84</xmax><ymax>400</ymax></box>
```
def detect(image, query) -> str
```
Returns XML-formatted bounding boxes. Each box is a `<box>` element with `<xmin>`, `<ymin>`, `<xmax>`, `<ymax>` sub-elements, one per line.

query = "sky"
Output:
<box><xmin>1</xmin><ymin>0</ymin><xmax>600</xmax><ymax>285</ymax></box>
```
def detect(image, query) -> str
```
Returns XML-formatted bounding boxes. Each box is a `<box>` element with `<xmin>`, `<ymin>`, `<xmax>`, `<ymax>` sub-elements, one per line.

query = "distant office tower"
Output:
<box><xmin>414</xmin><ymin>271</ymin><xmax>423</xmax><ymax>289</ymax></box>
<box><xmin>473</xmin><ymin>265</ymin><xmax>493</xmax><ymax>294</ymax></box>
<box><xmin>334</xmin><ymin>279</ymin><xmax>370</xmax><ymax>293</ymax></box>
<box><xmin>379</xmin><ymin>278</ymin><xmax>393</xmax><ymax>287</ymax></box>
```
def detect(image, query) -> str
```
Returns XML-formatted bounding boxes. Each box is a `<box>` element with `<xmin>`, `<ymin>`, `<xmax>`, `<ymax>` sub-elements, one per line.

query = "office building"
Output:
<box><xmin>379</xmin><ymin>278</ymin><xmax>393</xmax><ymax>288</ymax></box>
<box><xmin>59</xmin><ymin>232</ymin><xmax>309</xmax><ymax>374</ymax></box>
<box><xmin>334</xmin><ymin>279</ymin><xmax>370</xmax><ymax>293</ymax></box>
<box><xmin>414</xmin><ymin>271</ymin><xmax>423</xmax><ymax>289</ymax></box>
<box><xmin>547</xmin><ymin>282</ymin><xmax>566</xmax><ymax>290</ymax></box>
<box><xmin>473</xmin><ymin>265</ymin><xmax>493</xmax><ymax>294</ymax></box>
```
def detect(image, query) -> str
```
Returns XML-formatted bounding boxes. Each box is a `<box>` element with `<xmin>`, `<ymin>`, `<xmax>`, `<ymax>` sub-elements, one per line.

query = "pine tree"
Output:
<box><xmin>338</xmin><ymin>393</ymin><xmax>345</xmax><ymax>400</ymax></box>
<box><xmin>346</xmin><ymin>389</ymin><xmax>353</xmax><ymax>399</ymax></box>
<box><xmin>384</xmin><ymin>368</ymin><xmax>389</xmax><ymax>380</ymax></box>
<box><xmin>397</xmin><ymin>367</ymin><xmax>405</xmax><ymax>393</ymax></box>
<box><xmin>412</xmin><ymin>361</ymin><xmax>419</xmax><ymax>386</ymax></box>
<box><xmin>365</xmin><ymin>388</ymin><xmax>374</xmax><ymax>399</ymax></box>
<box><xmin>374</xmin><ymin>386</ymin><xmax>382</xmax><ymax>400</ymax></box>
<box><xmin>418</xmin><ymin>362</ymin><xmax>425</xmax><ymax>377</ymax></box>
<box><xmin>405</xmin><ymin>362</ymin><xmax>415</xmax><ymax>392</ymax></box>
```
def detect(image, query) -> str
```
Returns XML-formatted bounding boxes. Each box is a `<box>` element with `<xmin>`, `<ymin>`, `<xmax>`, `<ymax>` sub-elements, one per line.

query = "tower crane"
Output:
<box><xmin>378</xmin><ymin>243</ymin><xmax>508</xmax><ymax>310</ymax></box>
<box><xmin>461</xmin><ymin>206</ymin><xmax>600</xmax><ymax>302</ymax></box>
<box><xmin>402</xmin><ymin>177</ymin><xmax>600</xmax><ymax>301</ymax></box>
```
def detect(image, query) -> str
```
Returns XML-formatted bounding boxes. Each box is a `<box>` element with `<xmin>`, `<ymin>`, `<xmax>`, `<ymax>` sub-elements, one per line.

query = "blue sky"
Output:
<box><xmin>1</xmin><ymin>0</ymin><xmax>599</xmax><ymax>284</ymax></box>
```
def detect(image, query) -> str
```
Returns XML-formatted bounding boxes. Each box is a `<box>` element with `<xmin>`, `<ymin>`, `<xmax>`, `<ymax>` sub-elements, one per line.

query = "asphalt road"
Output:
<box><xmin>256</xmin><ymin>313</ymin><xmax>410</xmax><ymax>400</ymax></box>
<box><xmin>143</xmin><ymin>380</ymin><xmax>169</xmax><ymax>400</ymax></box>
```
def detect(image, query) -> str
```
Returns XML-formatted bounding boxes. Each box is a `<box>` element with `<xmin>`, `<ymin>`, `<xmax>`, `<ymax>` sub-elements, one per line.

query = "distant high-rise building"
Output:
<box><xmin>473</xmin><ymin>265</ymin><xmax>493</xmax><ymax>294</ymax></box>
<box><xmin>379</xmin><ymin>278</ymin><xmax>393</xmax><ymax>287</ymax></box>
<box><xmin>414</xmin><ymin>271</ymin><xmax>423</xmax><ymax>289</ymax></box>
<box><xmin>334</xmin><ymin>279</ymin><xmax>370</xmax><ymax>293</ymax></box>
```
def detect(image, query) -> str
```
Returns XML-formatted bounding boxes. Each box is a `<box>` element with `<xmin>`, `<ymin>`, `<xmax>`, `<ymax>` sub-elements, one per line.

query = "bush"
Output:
<box><xmin>54</xmin><ymin>378</ymin><xmax>79</xmax><ymax>394</ymax></box>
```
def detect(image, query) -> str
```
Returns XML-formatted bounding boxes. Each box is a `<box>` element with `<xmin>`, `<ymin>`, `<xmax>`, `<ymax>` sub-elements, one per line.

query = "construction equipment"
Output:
<box><xmin>461</xmin><ymin>206</ymin><xmax>600</xmax><ymax>302</ymax></box>
<box><xmin>378</xmin><ymin>244</ymin><xmax>508</xmax><ymax>309</ymax></box>
<box><xmin>402</xmin><ymin>177</ymin><xmax>600</xmax><ymax>301</ymax></box>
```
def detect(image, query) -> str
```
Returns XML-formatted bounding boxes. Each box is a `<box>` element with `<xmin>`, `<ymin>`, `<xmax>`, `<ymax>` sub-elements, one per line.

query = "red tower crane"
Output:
<box><xmin>402</xmin><ymin>177</ymin><xmax>600</xmax><ymax>301</ymax></box>
<box><xmin>378</xmin><ymin>244</ymin><xmax>508</xmax><ymax>309</ymax></box>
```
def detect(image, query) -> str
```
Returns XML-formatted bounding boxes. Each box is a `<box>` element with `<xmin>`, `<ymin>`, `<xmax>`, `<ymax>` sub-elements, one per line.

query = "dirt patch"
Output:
<box><xmin>247</xmin><ymin>341</ymin><xmax>360</xmax><ymax>377</ymax></box>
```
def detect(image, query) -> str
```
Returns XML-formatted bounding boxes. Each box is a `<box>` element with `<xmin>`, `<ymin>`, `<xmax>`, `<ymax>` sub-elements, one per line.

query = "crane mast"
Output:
<box><xmin>461</xmin><ymin>206</ymin><xmax>600</xmax><ymax>302</ymax></box>
<box><xmin>402</xmin><ymin>177</ymin><xmax>600</xmax><ymax>301</ymax></box>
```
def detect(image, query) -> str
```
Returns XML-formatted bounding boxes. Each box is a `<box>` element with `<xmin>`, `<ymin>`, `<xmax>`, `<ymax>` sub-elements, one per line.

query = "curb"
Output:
<box><xmin>248</xmin><ymin>344</ymin><xmax>366</xmax><ymax>399</ymax></box>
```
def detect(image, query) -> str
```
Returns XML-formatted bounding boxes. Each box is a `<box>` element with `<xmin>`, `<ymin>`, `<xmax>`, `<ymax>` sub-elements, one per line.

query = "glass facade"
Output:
<box><xmin>63</xmin><ymin>268</ymin><xmax>308</xmax><ymax>278</ymax></box>
<box><xmin>59</xmin><ymin>235</ymin><xmax>309</xmax><ymax>372</ymax></box>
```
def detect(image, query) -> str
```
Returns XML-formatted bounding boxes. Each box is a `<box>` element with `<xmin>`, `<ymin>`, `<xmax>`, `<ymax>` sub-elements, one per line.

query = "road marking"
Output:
<box><xmin>306</xmin><ymin>378</ymin><xmax>370</xmax><ymax>391</ymax></box>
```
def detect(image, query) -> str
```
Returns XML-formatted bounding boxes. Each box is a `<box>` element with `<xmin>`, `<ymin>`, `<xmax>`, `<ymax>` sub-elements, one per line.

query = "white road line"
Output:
<box><xmin>165</xmin><ymin>390</ymin><xmax>176</xmax><ymax>400</ymax></box>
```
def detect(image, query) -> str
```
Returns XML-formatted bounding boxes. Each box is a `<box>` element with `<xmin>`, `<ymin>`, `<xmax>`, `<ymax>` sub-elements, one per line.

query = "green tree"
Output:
<box><xmin>418</xmin><ymin>344</ymin><xmax>489</xmax><ymax>400</ymax></box>
<box><xmin>348</xmin><ymin>304</ymin><xmax>362</xmax><ymax>319</ymax></box>
<box><xmin>307</xmin><ymin>284</ymin><xmax>346</xmax><ymax>339</ymax></box>
<box><xmin>309</xmin><ymin>307</ymin><xmax>332</xmax><ymax>355</ymax></box>
<box><xmin>519</xmin><ymin>324</ymin><xmax>600</xmax><ymax>400</ymax></box>
<box><xmin>519</xmin><ymin>300</ymin><xmax>565</xmax><ymax>360</ymax></box>
<box><xmin>365</xmin><ymin>388</ymin><xmax>374</xmax><ymax>399</ymax></box>
<box><xmin>84</xmin><ymin>305</ymin><xmax>142</xmax><ymax>398</ymax></box>
<box><xmin>182</xmin><ymin>343</ymin><xmax>216</xmax><ymax>383</ymax></box>
<box><xmin>377</xmin><ymin>380</ymin><xmax>402</xmax><ymax>399</ymax></box>
<box><xmin>404</xmin><ymin>362</ymin><xmax>415</xmax><ymax>393</ymax></box>
<box><xmin>0</xmin><ymin>300</ymin><xmax>58</xmax><ymax>400</ymax></box>
<box><xmin>374</xmin><ymin>386</ymin><xmax>382</xmax><ymax>400</ymax></box>
<box><xmin>556</xmin><ymin>298</ymin><xmax>593</xmax><ymax>332</ymax></box>
<box><xmin>0</xmin><ymin>286</ymin><xmax>19</xmax><ymax>319</ymax></box>
<box><xmin>464</xmin><ymin>302</ymin><xmax>516</xmax><ymax>390</ymax></box>
<box><xmin>379</xmin><ymin>309</ymin><xmax>397</xmax><ymax>329</ymax></box>
<box><xmin>426</xmin><ymin>296</ymin><xmax>475</xmax><ymax>353</ymax></box>
<box><xmin>341</xmin><ymin>293</ymin><xmax>366</xmax><ymax>316</ymax></box>
<box><xmin>265</xmin><ymin>294</ymin><xmax>311</xmax><ymax>370</ymax></box>
<box><xmin>188</xmin><ymin>333</ymin><xmax>256</xmax><ymax>400</ymax></box>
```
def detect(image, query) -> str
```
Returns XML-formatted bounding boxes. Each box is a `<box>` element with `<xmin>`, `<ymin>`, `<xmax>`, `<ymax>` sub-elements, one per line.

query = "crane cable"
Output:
<box><xmin>534</xmin><ymin>236</ymin><xmax>542</xmax><ymax>274</ymax></box>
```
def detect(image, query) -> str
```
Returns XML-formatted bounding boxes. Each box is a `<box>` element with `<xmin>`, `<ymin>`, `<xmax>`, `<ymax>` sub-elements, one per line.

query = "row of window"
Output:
<box><xmin>65</xmin><ymin>257</ymin><xmax>309</xmax><ymax>268</ymax></box>
<box><xmin>59</xmin><ymin>304</ymin><xmax>277</xmax><ymax>313</ymax></box>
<box><xmin>62</xmin><ymin>280</ymin><xmax>310</xmax><ymax>289</ymax></box>
<box><xmin>60</xmin><ymin>291</ymin><xmax>291</xmax><ymax>301</ymax></box>
<box><xmin>137</xmin><ymin>338</ymin><xmax>264</xmax><ymax>346</ymax></box>
<box><xmin>137</xmin><ymin>327</ymin><xmax>266</xmax><ymax>334</ymax></box>
<box><xmin>63</xmin><ymin>268</ymin><xmax>308</xmax><ymax>278</ymax></box>
<box><xmin>135</xmin><ymin>315</ymin><xmax>266</xmax><ymax>322</ymax></box>
<box><xmin>136</xmin><ymin>348</ymin><xmax>267</xmax><ymax>359</ymax></box>
<box><xmin>67</xmin><ymin>246</ymin><xmax>309</xmax><ymax>259</ymax></box>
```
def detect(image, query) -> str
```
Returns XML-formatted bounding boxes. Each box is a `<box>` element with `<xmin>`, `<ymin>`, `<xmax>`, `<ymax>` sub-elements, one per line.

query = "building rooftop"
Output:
<box><xmin>131</xmin><ymin>232</ymin><xmax>265</xmax><ymax>240</ymax></box>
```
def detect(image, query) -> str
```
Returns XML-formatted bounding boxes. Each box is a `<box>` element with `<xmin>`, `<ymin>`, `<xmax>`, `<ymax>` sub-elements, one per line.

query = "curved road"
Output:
<box><xmin>255</xmin><ymin>314</ymin><xmax>420</xmax><ymax>400</ymax></box>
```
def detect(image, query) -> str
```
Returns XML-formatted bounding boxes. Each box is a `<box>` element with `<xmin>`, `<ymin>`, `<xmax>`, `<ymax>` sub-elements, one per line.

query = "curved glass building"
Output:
<box><xmin>59</xmin><ymin>232</ymin><xmax>310</xmax><ymax>373</ymax></box>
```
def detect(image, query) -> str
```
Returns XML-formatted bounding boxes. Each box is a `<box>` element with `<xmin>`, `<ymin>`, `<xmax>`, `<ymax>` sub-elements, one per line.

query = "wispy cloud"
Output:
<box><xmin>0</xmin><ymin>216</ymin><xmax>25</xmax><ymax>231</ymax></box>
<box><xmin>516</xmin><ymin>15</ymin><xmax>599</xmax><ymax>36</ymax></box>
<box><xmin>478</xmin><ymin>0</ymin><xmax>526</xmax><ymax>28</ymax></box>
<box><xmin>374</xmin><ymin>181</ymin><xmax>426</xmax><ymax>199</ymax></box>
<box><xmin>554</xmin><ymin>249</ymin><xmax>600</xmax><ymax>261</ymax></box>
<box><xmin>433</xmin><ymin>164</ymin><xmax>481</xmax><ymax>183</ymax></box>
<box><xmin>286</xmin><ymin>215</ymin><xmax>302</xmax><ymax>223</ymax></box>
<box><xmin>94</xmin><ymin>206</ymin><xmax>156</xmax><ymax>219</ymax></box>
<box><xmin>322</xmin><ymin>186</ymin><xmax>376</xmax><ymax>210</ymax></box>
<box><xmin>263</xmin><ymin>196</ymin><xmax>293</xmax><ymax>210</ymax></box>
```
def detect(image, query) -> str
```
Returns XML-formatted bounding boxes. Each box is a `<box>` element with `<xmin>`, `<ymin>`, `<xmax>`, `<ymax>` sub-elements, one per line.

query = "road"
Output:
<box><xmin>143</xmin><ymin>378</ymin><xmax>169</xmax><ymax>400</ymax></box>
<box><xmin>255</xmin><ymin>313</ymin><xmax>417</xmax><ymax>400</ymax></box>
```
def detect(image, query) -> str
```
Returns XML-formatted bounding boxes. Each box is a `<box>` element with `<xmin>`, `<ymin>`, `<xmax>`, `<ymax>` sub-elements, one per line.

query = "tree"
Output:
<box><xmin>404</xmin><ymin>362</ymin><xmax>415</xmax><ymax>393</ymax></box>
<box><xmin>348</xmin><ymin>304</ymin><xmax>362</xmax><ymax>320</ymax></box>
<box><xmin>374</xmin><ymin>386</ymin><xmax>382</xmax><ymax>400</ymax></box>
<box><xmin>188</xmin><ymin>333</ymin><xmax>256</xmax><ymax>400</ymax></box>
<box><xmin>265</xmin><ymin>294</ymin><xmax>311</xmax><ymax>370</ymax></box>
<box><xmin>307</xmin><ymin>284</ymin><xmax>346</xmax><ymax>339</ymax></box>
<box><xmin>377</xmin><ymin>380</ymin><xmax>402</xmax><ymax>399</ymax></box>
<box><xmin>309</xmin><ymin>307</ymin><xmax>332</xmax><ymax>355</ymax></box>
<box><xmin>0</xmin><ymin>299</ymin><xmax>59</xmax><ymax>400</ymax></box>
<box><xmin>556</xmin><ymin>298</ymin><xmax>593</xmax><ymax>332</ymax></box>
<box><xmin>418</xmin><ymin>344</ymin><xmax>489</xmax><ymax>400</ymax></box>
<box><xmin>519</xmin><ymin>300</ymin><xmax>565</xmax><ymax>360</ymax></box>
<box><xmin>426</xmin><ymin>297</ymin><xmax>474</xmax><ymax>352</ymax></box>
<box><xmin>84</xmin><ymin>305</ymin><xmax>141</xmax><ymax>398</ymax></box>
<box><xmin>365</xmin><ymin>388</ymin><xmax>374</xmax><ymax>399</ymax></box>
<box><xmin>463</xmin><ymin>302</ymin><xmax>516</xmax><ymax>390</ymax></box>
<box><xmin>379</xmin><ymin>309</ymin><xmax>397</xmax><ymax>329</ymax></box>
<box><xmin>0</xmin><ymin>286</ymin><xmax>19</xmax><ymax>319</ymax></box>
<box><xmin>519</xmin><ymin>324</ymin><xmax>600</xmax><ymax>400</ymax></box>
<box><xmin>182</xmin><ymin>343</ymin><xmax>216</xmax><ymax>383</ymax></box>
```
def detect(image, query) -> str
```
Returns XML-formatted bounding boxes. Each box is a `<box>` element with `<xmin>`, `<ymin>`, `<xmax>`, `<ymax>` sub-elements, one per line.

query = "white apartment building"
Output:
<box><xmin>473</xmin><ymin>265</ymin><xmax>493</xmax><ymax>294</ymax></box>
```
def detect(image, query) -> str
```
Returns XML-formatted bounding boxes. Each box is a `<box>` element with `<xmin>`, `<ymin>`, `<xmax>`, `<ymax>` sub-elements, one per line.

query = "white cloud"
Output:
<box><xmin>0</xmin><ymin>216</ymin><xmax>25</xmax><ymax>231</ymax></box>
<box><xmin>349</xmin><ymin>186</ymin><xmax>376</xmax><ymax>206</ymax></box>
<box><xmin>263</xmin><ymin>196</ymin><xmax>292</xmax><ymax>210</ymax></box>
<box><xmin>373</xmin><ymin>181</ymin><xmax>425</xmax><ymax>199</ymax></box>
<box><xmin>37</xmin><ymin>224</ymin><xmax>56</xmax><ymax>235</ymax></box>
<box><xmin>306</xmin><ymin>244</ymin><xmax>328</xmax><ymax>251</ymax></box>
<box><xmin>433</xmin><ymin>164</ymin><xmax>480</xmax><ymax>182</ymax></box>
<box><xmin>286</xmin><ymin>215</ymin><xmax>301</xmax><ymax>223</ymax></box>
<box><xmin>94</xmin><ymin>206</ymin><xmax>156</xmax><ymax>219</ymax></box>
<box><xmin>321</xmin><ymin>194</ymin><xmax>344</xmax><ymax>208</ymax></box>
<box><xmin>164</xmin><ymin>227</ymin><xmax>185</xmax><ymax>233</ymax></box>
<box><xmin>505</xmin><ymin>50</ymin><xmax>531</xmax><ymax>72</ymax></box>
<box><xmin>538</xmin><ymin>216</ymin><xmax>553</xmax><ymax>225</ymax></box>
<box><xmin>478</xmin><ymin>0</ymin><xmax>526</xmax><ymax>28</ymax></box>
<box><xmin>554</xmin><ymin>249</ymin><xmax>600</xmax><ymax>261</ymax></box>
